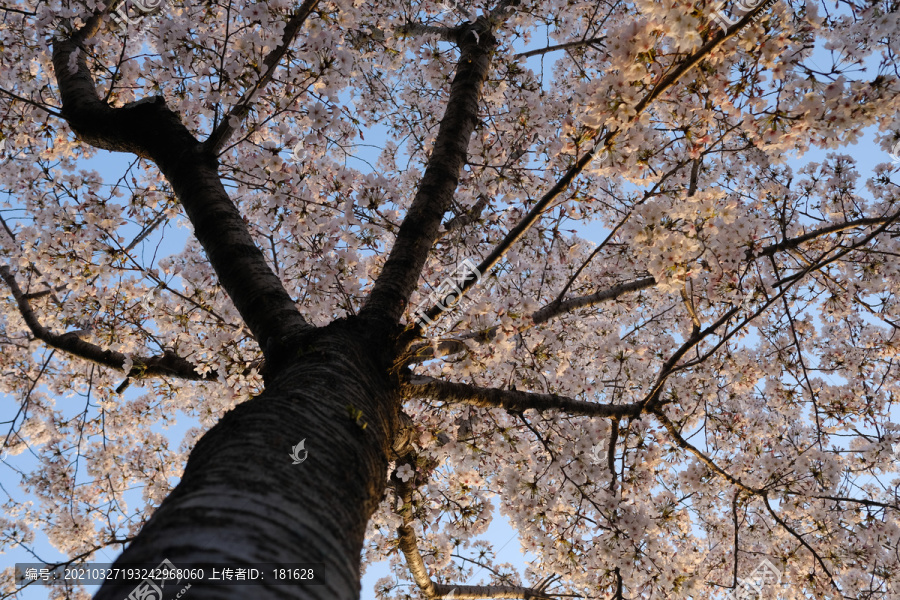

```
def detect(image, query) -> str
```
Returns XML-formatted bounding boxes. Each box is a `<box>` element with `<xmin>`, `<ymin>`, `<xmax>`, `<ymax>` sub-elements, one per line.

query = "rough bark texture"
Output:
<box><xmin>404</xmin><ymin>375</ymin><xmax>644</xmax><ymax>418</ymax></box>
<box><xmin>359</xmin><ymin>20</ymin><xmax>496</xmax><ymax>327</ymax></box>
<box><xmin>93</xmin><ymin>318</ymin><xmax>402</xmax><ymax>599</ymax></box>
<box><xmin>51</xmin><ymin>23</ymin><xmax>310</xmax><ymax>355</ymax></box>
<box><xmin>42</xmin><ymin>10</ymin><xmax>501</xmax><ymax>600</ymax></box>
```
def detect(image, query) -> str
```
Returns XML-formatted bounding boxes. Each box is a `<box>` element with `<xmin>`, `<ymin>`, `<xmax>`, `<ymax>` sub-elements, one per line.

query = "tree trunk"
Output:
<box><xmin>94</xmin><ymin>318</ymin><xmax>402</xmax><ymax>600</ymax></box>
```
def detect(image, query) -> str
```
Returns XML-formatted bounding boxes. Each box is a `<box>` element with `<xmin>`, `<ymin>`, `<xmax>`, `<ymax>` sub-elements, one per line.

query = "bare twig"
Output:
<box><xmin>203</xmin><ymin>0</ymin><xmax>321</xmax><ymax>155</ymax></box>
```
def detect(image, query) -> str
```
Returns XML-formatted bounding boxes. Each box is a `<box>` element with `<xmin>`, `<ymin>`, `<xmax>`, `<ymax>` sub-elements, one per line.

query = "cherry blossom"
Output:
<box><xmin>0</xmin><ymin>0</ymin><xmax>899</xmax><ymax>599</ymax></box>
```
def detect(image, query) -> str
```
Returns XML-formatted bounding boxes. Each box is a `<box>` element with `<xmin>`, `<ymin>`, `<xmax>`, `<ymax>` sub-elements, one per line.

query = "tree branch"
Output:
<box><xmin>431</xmin><ymin>583</ymin><xmax>563</xmax><ymax>600</ymax></box>
<box><xmin>761</xmin><ymin>494</ymin><xmax>840</xmax><ymax>593</ymax></box>
<box><xmin>393</xmin><ymin>454</ymin><xmax>567</xmax><ymax>600</ymax></box>
<box><xmin>444</xmin><ymin>194</ymin><xmax>490</xmax><ymax>233</ymax></box>
<box><xmin>535</xmin><ymin>211</ymin><xmax>900</xmax><ymax>325</ymax></box>
<box><xmin>437</xmin><ymin>1</ymin><xmax>777</xmax><ymax>322</ymax></box>
<box><xmin>396</xmin><ymin>0</ymin><xmax>518</xmax><ymax>40</ymax></box>
<box><xmin>402</xmin><ymin>375</ymin><xmax>643</xmax><ymax>419</ymax></box>
<box><xmin>652</xmin><ymin>408</ymin><xmax>760</xmax><ymax>494</ymax></box>
<box><xmin>403</xmin><ymin>274</ymin><xmax>654</xmax><ymax>364</ymax></box>
<box><xmin>542</xmin><ymin>155</ymin><xmax>700</xmax><ymax>320</ymax></box>
<box><xmin>0</xmin><ymin>266</ymin><xmax>211</xmax><ymax>383</ymax></box>
<box><xmin>532</xmin><ymin>277</ymin><xmax>657</xmax><ymax>324</ymax></box>
<box><xmin>392</xmin><ymin>451</ymin><xmax>439</xmax><ymax>598</ymax></box>
<box><xmin>397</xmin><ymin>21</ymin><xmax>463</xmax><ymax>41</ymax></box>
<box><xmin>50</xmin><ymin>14</ymin><xmax>312</xmax><ymax>356</ymax></box>
<box><xmin>360</xmin><ymin>18</ymin><xmax>497</xmax><ymax>327</ymax></box>
<box><xmin>655</xmin><ymin>412</ymin><xmax>847</xmax><ymax>597</ymax></box>
<box><xmin>406</xmin><ymin>209</ymin><xmax>900</xmax><ymax>365</ymax></box>
<box><xmin>514</xmin><ymin>36</ymin><xmax>606</xmax><ymax>59</ymax></box>
<box><xmin>787</xmin><ymin>493</ymin><xmax>898</xmax><ymax>511</ymax></box>
<box><xmin>0</xmin><ymin>86</ymin><xmax>63</xmax><ymax>117</ymax></box>
<box><xmin>622</xmin><ymin>212</ymin><xmax>900</xmax><ymax>421</ymax></box>
<box><xmin>203</xmin><ymin>0</ymin><xmax>321</xmax><ymax>155</ymax></box>
<box><xmin>3</xmin><ymin>536</ymin><xmax>135</xmax><ymax>599</ymax></box>
<box><xmin>396</xmin><ymin>522</ymin><xmax>438</xmax><ymax>598</ymax></box>
<box><xmin>759</xmin><ymin>215</ymin><xmax>897</xmax><ymax>260</ymax></box>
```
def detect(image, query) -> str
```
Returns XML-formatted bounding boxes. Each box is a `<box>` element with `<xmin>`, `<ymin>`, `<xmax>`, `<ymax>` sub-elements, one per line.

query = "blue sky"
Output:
<box><xmin>3</xmin><ymin>125</ymin><xmax>894</xmax><ymax>599</ymax></box>
<box><xmin>2</xmin><ymin>2</ymin><xmax>899</xmax><ymax>598</ymax></box>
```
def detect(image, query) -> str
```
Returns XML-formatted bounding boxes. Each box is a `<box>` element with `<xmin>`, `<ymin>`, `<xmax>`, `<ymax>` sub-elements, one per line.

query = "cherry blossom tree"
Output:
<box><xmin>1</xmin><ymin>0</ymin><xmax>900</xmax><ymax>598</ymax></box>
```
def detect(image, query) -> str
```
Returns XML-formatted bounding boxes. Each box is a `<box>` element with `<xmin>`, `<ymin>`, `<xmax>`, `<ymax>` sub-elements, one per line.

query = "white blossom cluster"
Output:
<box><xmin>0</xmin><ymin>0</ymin><xmax>900</xmax><ymax>598</ymax></box>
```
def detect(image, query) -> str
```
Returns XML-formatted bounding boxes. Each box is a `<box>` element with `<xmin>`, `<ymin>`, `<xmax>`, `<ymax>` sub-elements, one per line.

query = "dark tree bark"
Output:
<box><xmin>28</xmin><ymin>2</ymin><xmax>803</xmax><ymax>598</ymax></box>
<box><xmin>46</xmin><ymin>11</ymin><xmax>409</xmax><ymax>599</ymax></box>
<box><xmin>360</xmin><ymin>19</ymin><xmax>496</xmax><ymax>327</ymax></box>
<box><xmin>42</xmin><ymin>7</ymin><xmax>495</xmax><ymax>600</ymax></box>
<box><xmin>93</xmin><ymin>318</ymin><xmax>404</xmax><ymax>599</ymax></box>
<box><xmin>7</xmin><ymin>1</ymin><xmax>880</xmax><ymax>597</ymax></box>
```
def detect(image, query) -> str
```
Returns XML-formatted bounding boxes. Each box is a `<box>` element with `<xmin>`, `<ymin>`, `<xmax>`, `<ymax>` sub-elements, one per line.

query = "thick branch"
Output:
<box><xmin>786</xmin><ymin>493</ymin><xmax>898</xmax><ymax>511</ymax></box>
<box><xmin>451</xmin><ymin>2</ymin><xmax>775</xmax><ymax>317</ymax></box>
<box><xmin>360</xmin><ymin>19</ymin><xmax>496</xmax><ymax>326</ymax></box>
<box><xmin>403</xmin><ymin>375</ymin><xmax>643</xmax><ymax>418</ymax></box>
<box><xmin>532</xmin><ymin>277</ymin><xmax>656</xmax><ymax>324</ymax></box>
<box><xmin>51</xmin><ymin>16</ymin><xmax>311</xmax><ymax>355</ymax></box>
<box><xmin>393</xmin><ymin>452</ymin><xmax>438</xmax><ymax>599</ymax></box>
<box><xmin>397</xmin><ymin>21</ymin><xmax>463</xmax><ymax>41</ymax></box>
<box><xmin>396</xmin><ymin>523</ymin><xmax>438</xmax><ymax>598</ymax></box>
<box><xmin>203</xmin><ymin>0</ymin><xmax>321</xmax><ymax>154</ymax></box>
<box><xmin>0</xmin><ymin>266</ymin><xmax>210</xmax><ymax>383</ymax></box>
<box><xmin>755</xmin><ymin>215</ymin><xmax>895</xmax><ymax>259</ymax></box>
<box><xmin>405</xmin><ymin>337</ymin><xmax>471</xmax><ymax>363</ymax></box>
